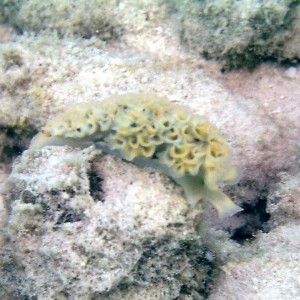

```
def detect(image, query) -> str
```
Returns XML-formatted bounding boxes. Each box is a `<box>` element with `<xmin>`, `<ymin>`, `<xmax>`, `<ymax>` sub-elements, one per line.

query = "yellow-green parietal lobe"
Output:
<box><xmin>30</xmin><ymin>93</ymin><xmax>242</xmax><ymax>217</ymax></box>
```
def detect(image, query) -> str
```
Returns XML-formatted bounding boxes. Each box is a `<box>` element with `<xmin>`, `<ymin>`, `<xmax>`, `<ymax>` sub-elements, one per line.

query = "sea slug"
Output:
<box><xmin>30</xmin><ymin>93</ymin><xmax>242</xmax><ymax>217</ymax></box>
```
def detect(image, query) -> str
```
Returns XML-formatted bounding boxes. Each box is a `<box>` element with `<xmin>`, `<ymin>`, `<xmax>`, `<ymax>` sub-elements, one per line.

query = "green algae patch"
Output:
<box><xmin>168</xmin><ymin>0</ymin><xmax>300</xmax><ymax>69</ymax></box>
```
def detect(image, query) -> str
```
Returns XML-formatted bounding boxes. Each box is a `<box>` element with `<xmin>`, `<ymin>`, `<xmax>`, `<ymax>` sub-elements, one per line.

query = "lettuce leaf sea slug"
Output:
<box><xmin>30</xmin><ymin>94</ymin><xmax>242</xmax><ymax>217</ymax></box>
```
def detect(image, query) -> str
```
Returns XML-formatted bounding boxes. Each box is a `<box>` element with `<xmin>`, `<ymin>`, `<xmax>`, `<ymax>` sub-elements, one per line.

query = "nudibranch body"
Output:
<box><xmin>30</xmin><ymin>93</ymin><xmax>242</xmax><ymax>217</ymax></box>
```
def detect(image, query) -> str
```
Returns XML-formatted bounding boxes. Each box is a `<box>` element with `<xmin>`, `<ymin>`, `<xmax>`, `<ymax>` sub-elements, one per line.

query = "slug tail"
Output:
<box><xmin>206</xmin><ymin>190</ymin><xmax>243</xmax><ymax>218</ymax></box>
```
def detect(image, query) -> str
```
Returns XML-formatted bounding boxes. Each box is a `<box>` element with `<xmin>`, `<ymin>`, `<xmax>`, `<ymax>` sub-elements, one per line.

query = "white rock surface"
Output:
<box><xmin>209</xmin><ymin>223</ymin><xmax>300</xmax><ymax>300</ymax></box>
<box><xmin>1</xmin><ymin>146</ymin><xmax>214</xmax><ymax>299</ymax></box>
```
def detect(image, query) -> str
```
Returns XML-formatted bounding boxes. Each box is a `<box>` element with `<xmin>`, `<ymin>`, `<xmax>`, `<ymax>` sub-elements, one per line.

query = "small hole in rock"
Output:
<box><xmin>88</xmin><ymin>164</ymin><xmax>105</xmax><ymax>202</ymax></box>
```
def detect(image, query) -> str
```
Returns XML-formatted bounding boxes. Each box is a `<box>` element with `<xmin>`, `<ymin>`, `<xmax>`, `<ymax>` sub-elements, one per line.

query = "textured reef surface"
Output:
<box><xmin>1</xmin><ymin>146</ymin><xmax>216</xmax><ymax>299</ymax></box>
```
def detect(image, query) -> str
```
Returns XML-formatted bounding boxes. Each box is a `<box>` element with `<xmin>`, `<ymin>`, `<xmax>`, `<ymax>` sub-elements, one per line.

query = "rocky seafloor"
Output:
<box><xmin>0</xmin><ymin>1</ymin><xmax>300</xmax><ymax>299</ymax></box>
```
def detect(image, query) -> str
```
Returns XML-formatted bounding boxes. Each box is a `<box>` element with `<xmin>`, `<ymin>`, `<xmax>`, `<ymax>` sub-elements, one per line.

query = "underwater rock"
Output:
<box><xmin>0</xmin><ymin>0</ymin><xmax>166</xmax><ymax>39</ymax></box>
<box><xmin>0</xmin><ymin>146</ymin><xmax>217</xmax><ymax>299</ymax></box>
<box><xmin>267</xmin><ymin>171</ymin><xmax>300</xmax><ymax>227</ymax></box>
<box><xmin>168</xmin><ymin>0</ymin><xmax>300</xmax><ymax>69</ymax></box>
<box><xmin>208</xmin><ymin>223</ymin><xmax>300</xmax><ymax>300</ymax></box>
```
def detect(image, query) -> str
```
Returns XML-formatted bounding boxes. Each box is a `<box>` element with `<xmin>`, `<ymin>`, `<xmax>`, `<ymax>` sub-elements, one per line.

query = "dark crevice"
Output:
<box><xmin>55</xmin><ymin>209</ymin><xmax>84</xmax><ymax>225</ymax></box>
<box><xmin>88</xmin><ymin>163</ymin><xmax>105</xmax><ymax>203</ymax></box>
<box><xmin>230</xmin><ymin>196</ymin><xmax>271</xmax><ymax>244</ymax></box>
<box><xmin>0</xmin><ymin>125</ymin><xmax>37</xmax><ymax>164</ymax></box>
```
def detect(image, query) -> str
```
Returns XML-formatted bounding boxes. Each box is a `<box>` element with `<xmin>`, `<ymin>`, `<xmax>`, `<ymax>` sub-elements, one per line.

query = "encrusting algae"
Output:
<box><xmin>30</xmin><ymin>93</ymin><xmax>242</xmax><ymax>217</ymax></box>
